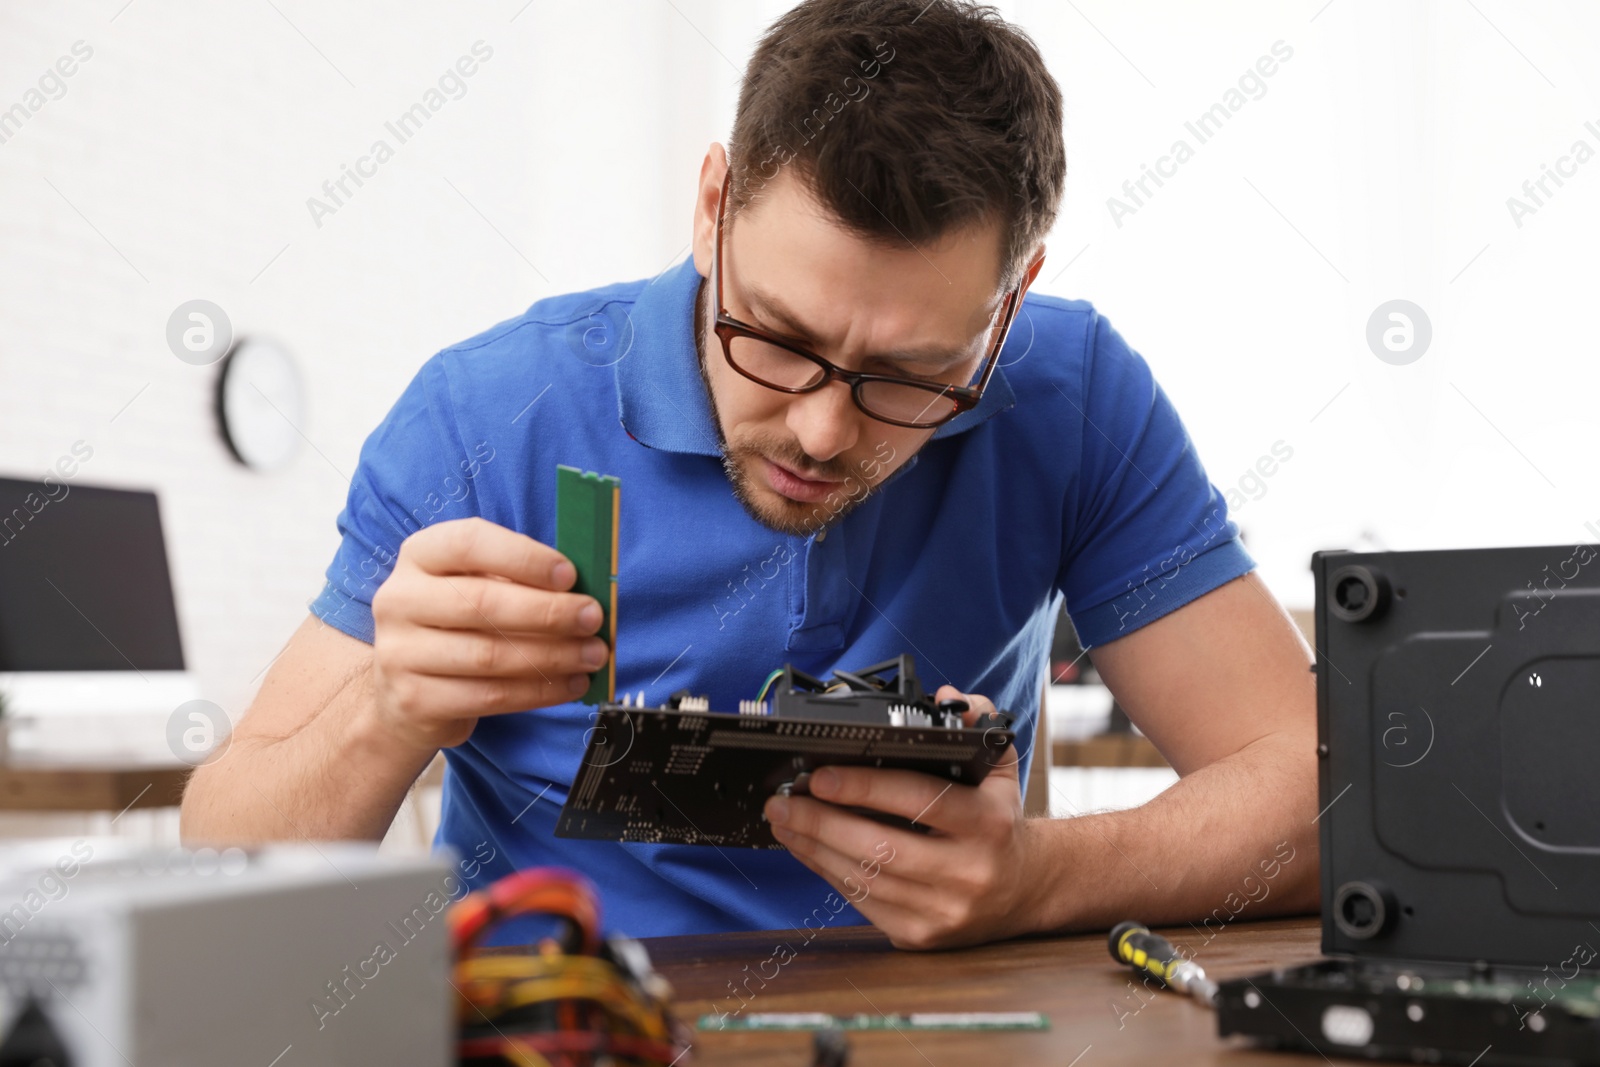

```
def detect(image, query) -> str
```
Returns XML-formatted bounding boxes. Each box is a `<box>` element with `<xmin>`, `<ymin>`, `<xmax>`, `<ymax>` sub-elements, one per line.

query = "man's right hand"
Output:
<box><xmin>368</xmin><ymin>517</ymin><xmax>609</xmax><ymax>753</ymax></box>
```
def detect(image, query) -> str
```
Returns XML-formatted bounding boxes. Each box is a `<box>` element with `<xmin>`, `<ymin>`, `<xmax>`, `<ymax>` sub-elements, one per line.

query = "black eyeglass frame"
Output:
<box><xmin>708</xmin><ymin>170</ymin><xmax>1029</xmax><ymax>430</ymax></box>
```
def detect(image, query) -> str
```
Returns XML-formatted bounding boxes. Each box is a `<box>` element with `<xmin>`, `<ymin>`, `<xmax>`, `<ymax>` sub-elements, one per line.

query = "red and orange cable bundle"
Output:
<box><xmin>449</xmin><ymin>868</ymin><xmax>689</xmax><ymax>1067</ymax></box>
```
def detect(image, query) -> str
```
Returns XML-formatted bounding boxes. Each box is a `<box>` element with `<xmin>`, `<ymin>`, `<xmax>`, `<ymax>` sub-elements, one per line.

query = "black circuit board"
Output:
<box><xmin>554</xmin><ymin>706</ymin><xmax>1015</xmax><ymax>848</ymax></box>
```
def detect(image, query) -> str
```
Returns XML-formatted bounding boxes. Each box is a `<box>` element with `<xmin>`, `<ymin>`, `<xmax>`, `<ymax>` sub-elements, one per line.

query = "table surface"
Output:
<box><xmin>646</xmin><ymin>916</ymin><xmax>1346</xmax><ymax>1066</ymax></box>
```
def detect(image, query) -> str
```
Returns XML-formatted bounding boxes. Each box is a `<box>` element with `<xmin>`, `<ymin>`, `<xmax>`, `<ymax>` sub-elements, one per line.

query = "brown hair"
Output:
<box><xmin>728</xmin><ymin>0</ymin><xmax>1065</xmax><ymax>291</ymax></box>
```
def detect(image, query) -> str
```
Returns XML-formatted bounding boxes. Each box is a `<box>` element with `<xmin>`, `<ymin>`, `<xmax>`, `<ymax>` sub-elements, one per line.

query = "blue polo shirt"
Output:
<box><xmin>310</xmin><ymin>254</ymin><xmax>1254</xmax><ymax>938</ymax></box>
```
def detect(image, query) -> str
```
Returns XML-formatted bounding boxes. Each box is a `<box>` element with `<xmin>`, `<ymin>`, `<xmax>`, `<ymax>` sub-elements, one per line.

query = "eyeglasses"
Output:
<box><xmin>709</xmin><ymin>170</ymin><xmax>1026</xmax><ymax>430</ymax></box>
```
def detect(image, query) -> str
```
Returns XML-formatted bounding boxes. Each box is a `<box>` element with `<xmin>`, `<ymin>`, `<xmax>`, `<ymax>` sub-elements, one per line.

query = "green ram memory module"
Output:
<box><xmin>555</xmin><ymin>465</ymin><xmax>619</xmax><ymax>705</ymax></box>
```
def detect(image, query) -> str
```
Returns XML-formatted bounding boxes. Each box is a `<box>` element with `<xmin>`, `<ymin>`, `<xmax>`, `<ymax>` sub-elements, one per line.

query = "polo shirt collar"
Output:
<box><xmin>615</xmin><ymin>254</ymin><xmax>1017</xmax><ymax>456</ymax></box>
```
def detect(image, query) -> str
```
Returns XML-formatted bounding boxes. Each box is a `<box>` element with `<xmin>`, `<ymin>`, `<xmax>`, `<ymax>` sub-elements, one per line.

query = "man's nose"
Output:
<box><xmin>785</xmin><ymin>379</ymin><xmax>861</xmax><ymax>464</ymax></box>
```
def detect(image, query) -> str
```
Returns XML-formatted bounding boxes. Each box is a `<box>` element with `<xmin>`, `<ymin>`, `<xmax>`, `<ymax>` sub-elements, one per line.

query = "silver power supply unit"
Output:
<box><xmin>0</xmin><ymin>840</ymin><xmax>456</xmax><ymax>1066</ymax></box>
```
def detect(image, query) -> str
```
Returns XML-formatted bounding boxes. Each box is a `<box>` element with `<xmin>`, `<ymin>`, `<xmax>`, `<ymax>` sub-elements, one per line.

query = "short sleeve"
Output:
<box><xmin>309</xmin><ymin>355</ymin><xmax>487</xmax><ymax>643</ymax></box>
<box><xmin>1056</xmin><ymin>312</ymin><xmax>1255</xmax><ymax>648</ymax></box>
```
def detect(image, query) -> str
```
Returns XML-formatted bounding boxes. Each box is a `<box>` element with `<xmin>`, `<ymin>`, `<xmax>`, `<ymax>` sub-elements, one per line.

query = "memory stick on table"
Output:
<box><xmin>699</xmin><ymin>1012</ymin><xmax>1050</xmax><ymax>1032</ymax></box>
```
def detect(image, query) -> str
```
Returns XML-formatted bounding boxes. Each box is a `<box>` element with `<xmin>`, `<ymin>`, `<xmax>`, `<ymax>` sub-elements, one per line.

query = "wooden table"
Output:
<box><xmin>0</xmin><ymin>758</ymin><xmax>190</xmax><ymax>812</ymax></box>
<box><xmin>647</xmin><ymin>917</ymin><xmax>1339</xmax><ymax>1065</ymax></box>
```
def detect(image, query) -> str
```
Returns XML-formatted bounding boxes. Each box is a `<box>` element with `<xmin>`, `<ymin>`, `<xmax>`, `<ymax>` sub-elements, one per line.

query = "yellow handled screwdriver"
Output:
<box><xmin>1107</xmin><ymin>920</ymin><xmax>1219</xmax><ymax>1007</ymax></box>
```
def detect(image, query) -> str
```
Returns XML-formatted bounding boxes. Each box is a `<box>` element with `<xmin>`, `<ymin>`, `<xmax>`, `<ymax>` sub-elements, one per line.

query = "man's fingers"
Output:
<box><xmin>935</xmin><ymin>685</ymin><xmax>1022</xmax><ymax>786</ymax></box>
<box><xmin>381</xmin><ymin>669</ymin><xmax>587</xmax><ymax>723</ymax></box>
<box><xmin>766</xmin><ymin>795</ymin><xmax>946</xmax><ymax>883</ymax></box>
<box><xmin>402</xmin><ymin>517</ymin><xmax>576</xmax><ymax>589</ymax></box>
<box><xmin>983</xmin><ymin>726</ymin><xmax>1022</xmax><ymax>779</ymax></box>
<box><xmin>779</xmin><ymin>836</ymin><xmax>972</xmax><ymax>950</ymax></box>
<box><xmin>775</xmin><ymin>830</ymin><xmax>923</xmax><ymax>909</ymax></box>
<box><xmin>799</xmin><ymin>765</ymin><xmax>980</xmax><ymax>833</ymax></box>
<box><xmin>392</xmin><ymin>627</ymin><xmax>606</xmax><ymax>680</ymax></box>
<box><xmin>781</xmin><ymin>840</ymin><xmax>926</xmax><ymax>931</ymax></box>
<box><xmin>934</xmin><ymin>684</ymin><xmax>997</xmax><ymax>726</ymax></box>
<box><xmin>388</xmin><ymin>574</ymin><xmax>602</xmax><ymax>636</ymax></box>
<box><xmin>369</xmin><ymin>519</ymin><xmax>607</xmax><ymax>750</ymax></box>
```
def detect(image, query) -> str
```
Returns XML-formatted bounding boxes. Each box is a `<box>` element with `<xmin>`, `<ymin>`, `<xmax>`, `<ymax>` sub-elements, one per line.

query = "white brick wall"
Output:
<box><xmin>0</xmin><ymin>1</ymin><xmax>767</xmax><ymax>736</ymax></box>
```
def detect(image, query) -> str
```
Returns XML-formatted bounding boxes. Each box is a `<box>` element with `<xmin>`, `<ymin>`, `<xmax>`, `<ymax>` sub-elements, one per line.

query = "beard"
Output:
<box><xmin>718</xmin><ymin>434</ymin><xmax>877</xmax><ymax>538</ymax></box>
<box><xmin>693</xmin><ymin>277</ymin><xmax>883</xmax><ymax>538</ymax></box>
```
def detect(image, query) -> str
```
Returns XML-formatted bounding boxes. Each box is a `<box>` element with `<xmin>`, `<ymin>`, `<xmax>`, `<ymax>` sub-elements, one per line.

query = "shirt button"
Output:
<box><xmin>815</xmin><ymin>527</ymin><xmax>827</xmax><ymax>542</ymax></box>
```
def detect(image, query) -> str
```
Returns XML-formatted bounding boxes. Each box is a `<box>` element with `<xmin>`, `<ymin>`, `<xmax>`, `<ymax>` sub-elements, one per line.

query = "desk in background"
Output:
<box><xmin>646</xmin><ymin>917</ymin><xmax>1330</xmax><ymax>1065</ymax></box>
<box><xmin>0</xmin><ymin>756</ymin><xmax>188</xmax><ymax>813</ymax></box>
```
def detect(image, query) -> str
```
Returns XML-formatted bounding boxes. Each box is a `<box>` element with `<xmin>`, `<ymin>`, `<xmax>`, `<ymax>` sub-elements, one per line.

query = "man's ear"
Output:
<box><xmin>1018</xmin><ymin>245</ymin><xmax>1047</xmax><ymax>298</ymax></box>
<box><xmin>691</xmin><ymin>143</ymin><xmax>730</xmax><ymax>279</ymax></box>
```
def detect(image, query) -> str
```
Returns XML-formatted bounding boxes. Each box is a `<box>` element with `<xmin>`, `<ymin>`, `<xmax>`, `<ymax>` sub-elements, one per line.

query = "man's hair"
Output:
<box><xmin>728</xmin><ymin>0</ymin><xmax>1065</xmax><ymax>292</ymax></box>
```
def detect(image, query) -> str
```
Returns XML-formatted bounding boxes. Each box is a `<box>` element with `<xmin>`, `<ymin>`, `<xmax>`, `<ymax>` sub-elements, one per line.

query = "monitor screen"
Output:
<box><xmin>0</xmin><ymin>478</ymin><xmax>185</xmax><ymax>671</ymax></box>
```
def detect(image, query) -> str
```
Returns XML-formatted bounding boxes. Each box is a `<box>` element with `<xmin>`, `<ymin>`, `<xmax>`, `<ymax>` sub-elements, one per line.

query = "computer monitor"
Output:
<box><xmin>0</xmin><ymin>478</ymin><xmax>195</xmax><ymax>759</ymax></box>
<box><xmin>0</xmin><ymin>478</ymin><xmax>184</xmax><ymax>672</ymax></box>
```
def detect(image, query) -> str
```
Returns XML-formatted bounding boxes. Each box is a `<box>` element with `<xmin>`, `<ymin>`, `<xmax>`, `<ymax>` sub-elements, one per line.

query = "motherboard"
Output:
<box><xmin>554</xmin><ymin>656</ymin><xmax>1016</xmax><ymax>848</ymax></box>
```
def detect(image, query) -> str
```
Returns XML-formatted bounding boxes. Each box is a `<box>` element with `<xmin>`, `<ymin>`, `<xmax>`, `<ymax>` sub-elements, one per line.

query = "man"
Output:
<box><xmin>183</xmin><ymin>0</ymin><xmax>1319</xmax><ymax>950</ymax></box>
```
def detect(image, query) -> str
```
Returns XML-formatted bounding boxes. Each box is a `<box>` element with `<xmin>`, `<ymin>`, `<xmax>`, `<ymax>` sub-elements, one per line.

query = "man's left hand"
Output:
<box><xmin>762</xmin><ymin>684</ymin><xmax>1041</xmax><ymax>950</ymax></box>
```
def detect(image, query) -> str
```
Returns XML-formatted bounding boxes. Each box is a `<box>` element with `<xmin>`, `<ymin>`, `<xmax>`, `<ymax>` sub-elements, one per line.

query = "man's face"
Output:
<box><xmin>691</xmin><ymin>159</ymin><xmax>1012</xmax><ymax>538</ymax></box>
